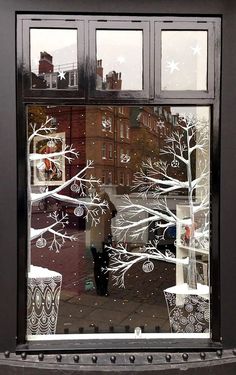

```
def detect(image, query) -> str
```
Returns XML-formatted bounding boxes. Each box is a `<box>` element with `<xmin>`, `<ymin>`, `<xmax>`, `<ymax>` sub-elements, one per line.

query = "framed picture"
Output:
<box><xmin>33</xmin><ymin>132</ymin><xmax>66</xmax><ymax>186</ymax></box>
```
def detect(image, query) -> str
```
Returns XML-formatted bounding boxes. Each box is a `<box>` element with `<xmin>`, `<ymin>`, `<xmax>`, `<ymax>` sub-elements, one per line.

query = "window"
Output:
<box><xmin>155</xmin><ymin>20</ymin><xmax>215</xmax><ymax>98</ymax></box>
<box><xmin>107</xmin><ymin>170</ymin><xmax>112</xmax><ymax>185</ymax></box>
<box><xmin>120</xmin><ymin>147</ymin><xmax>124</xmax><ymax>162</ymax></box>
<box><xmin>26</xmin><ymin>104</ymin><xmax>211</xmax><ymax>338</ymax></box>
<box><xmin>88</xmin><ymin>19</ymin><xmax>150</xmax><ymax>99</ymax></box>
<box><xmin>30</xmin><ymin>28</ymin><xmax>78</xmax><ymax>90</ymax></box>
<box><xmin>119</xmin><ymin>171</ymin><xmax>124</xmax><ymax>185</ymax></box>
<box><xmin>102</xmin><ymin>143</ymin><xmax>107</xmax><ymax>159</ymax></box>
<box><xmin>21</xmin><ymin>19</ymin><xmax>85</xmax><ymax>98</ymax></box>
<box><xmin>126</xmin><ymin>125</ymin><xmax>130</xmax><ymax>139</ymax></box>
<box><xmin>44</xmin><ymin>73</ymin><xmax>58</xmax><ymax>89</ymax></box>
<box><xmin>17</xmin><ymin>15</ymin><xmax>220</xmax><ymax>346</ymax></box>
<box><xmin>96</xmin><ymin>30</ymin><xmax>143</xmax><ymax>91</ymax></box>
<box><xmin>68</xmin><ymin>70</ymin><xmax>78</xmax><ymax>87</ymax></box>
<box><xmin>119</xmin><ymin>106</ymin><xmax>125</xmax><ymax>114</ymax></box>
<box><xmin>161</xmin><ymin>31</ymin><xmax>207</xmax><ymax>91</ymax></box>
<box><xmin>102</xmin><ymin>170</ymin><xmax>106</xmax><ymax>184</ymax></box>
<box><xmin>108</xmin><ymin>144</ymin><xmax>113</xmax><ymax>159</ymax></box>
<box><xmin>120</xmin><ymin>122</ymin><xmax>124</xmax><ymax>138</ymax></box>
<box><xmin>127</xmin><ymin>173</ymin><xmax>130</xmax><ymax>186</ymax></box>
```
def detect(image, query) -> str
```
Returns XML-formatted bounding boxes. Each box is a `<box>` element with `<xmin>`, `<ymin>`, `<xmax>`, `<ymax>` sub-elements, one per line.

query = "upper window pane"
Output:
<box><xmin>161</xmin><ymin>31</ymin><xmax>207</xmax><ymax>91</ymax></box>
<box><xmin>30</xmin><ymin>29</ymin><xmax>78</xmax><ymax>90</ymax></box>
<box><xmin>96</xmin><ymin>30</ymin><xmax>143</xmax><ymax>91</ymax></box>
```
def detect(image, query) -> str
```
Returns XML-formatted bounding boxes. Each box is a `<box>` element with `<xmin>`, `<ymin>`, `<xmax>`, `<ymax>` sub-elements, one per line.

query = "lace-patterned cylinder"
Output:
<box><xmin>27</xmin><ymin>266</ymin><xmax>62</xmax><ymax>335</ymax></box>
<box><xmin>164</xmin><ymin>283</ymin><xmax>209</xmax><ymax>333</ymax></box>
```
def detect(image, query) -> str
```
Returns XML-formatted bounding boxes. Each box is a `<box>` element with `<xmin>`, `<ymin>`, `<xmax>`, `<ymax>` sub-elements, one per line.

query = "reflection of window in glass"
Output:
<box><xmin>102</xmin><ymin>170</ymin><xmax>106</xmax><ymax>184</ymax></box>
<box><xmin>108</xmin><ymin>144</ymin><xmax>113</xmax><ymax>159</ymax></box>
<box><xmin>45</xmin><ymin>73</ymin><xmax>57</xmax><ymax>89</ymax></box>
<box><xmin>96</xmin><ymin>30</ymin><xmax>143</xmax><ymax>91</ymax></box>
<box><xmin>120</xmin><ymin>122</ymin><xmax>124</xmax><ymax>138</ymax></box>
<box><xmin>127</xmin><ymin>173</ymin><xmax>130</xmax><ymax>186</ymax></box>
<box><xmin>161</xmin><ymin>31</ymin><xmax>208</xmax><ymax>91</ymax></box>
<box><xmin>155</xmin><ymin>122</ymin><xmax>158</xmax><ymax>133</ymax></box>
<box><xmin>143</xmin><ymin>115</ymin><xmax>148</xmax><ymax>126</ymax></box>
<box><xmin>68</xmin><ymin>70</ymin><xmax>78</xmax><ymax>87</ymax></box>
<box><xmin>119</xmin><ymin>171</ymin><xmax>124</xmax><ymax>185</ymax></box>
<box><xmin>102</xmin><ymin>143</ymin><xmax>106</xmax><ymax>159</ymax></box>
<box><xmin>126</xmin><ymin>125</ymin><xmax>130</xmax><ymax>139</ymax></box>
<box><xmin>30</xmin><ymin>29</ymin><xmax>77</xmax><ymax>90</ymax></box>
<box><xmin>107</xmin><ymin>171</ymin><xmax>112</xmax><ymax>185</ymax></box>
<box><xmin>120</xmin><ymin>147</ymin><xmax>124</xmax><ymax>161</ymax></box>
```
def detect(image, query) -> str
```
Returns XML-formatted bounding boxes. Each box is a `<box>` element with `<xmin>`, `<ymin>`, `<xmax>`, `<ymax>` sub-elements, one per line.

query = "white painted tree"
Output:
<box><xmin>28</xmin><ymin>116</ymin><xmax>108</xmax><ymax>261</ymax></box>
<box><xmin>106</xmin><ymin>113</ymin><xmax>209</xmax><ymax>290</ymax></box>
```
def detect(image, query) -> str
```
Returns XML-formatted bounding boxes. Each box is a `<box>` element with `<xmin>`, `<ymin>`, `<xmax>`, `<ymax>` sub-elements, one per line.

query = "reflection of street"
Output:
<box><xmin>28</xmin><ymin>103</ymin><xmax>184</xmax><ymax>335</ymax></box>
<box><xmin>31</xmin><ymin>224</ymin><xmax>175</xmax><ymax>334</ymax></box>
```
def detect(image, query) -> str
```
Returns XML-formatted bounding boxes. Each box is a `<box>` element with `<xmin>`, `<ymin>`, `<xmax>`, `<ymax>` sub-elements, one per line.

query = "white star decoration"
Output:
<box><xmin>157</xmin><ymin>120</ymin><xmax>165</xmax><ymax>128</ymax></box>
<box><xmin>166</xmin><ymin>60</ymin><xmax>180</xmax><ymax>74</ymax></box>
<box><xmin>58</xmin><ymin>71</ymin><xmax>66</xmax><ymax>80</ymax></box>
<box><xmin>191</xmin><ymin>45</ymin><xmax>201</xmax><ymax>56</ymax></box>
<box><xmin>117</xmin><ymin>56</ymin><xmax>125</xmax><ymax>64</ymax></box>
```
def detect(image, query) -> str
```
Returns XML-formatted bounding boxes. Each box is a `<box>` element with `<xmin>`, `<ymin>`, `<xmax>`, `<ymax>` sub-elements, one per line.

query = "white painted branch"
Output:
<box><xmin>28</xmin><ymin>117</ymin><xmax>55</xmax><ymax>143</ymax></box>
<box><xmin>51</xmin><ymin>192</ymin><xmax>108</xmax><ymax>209</ymax></box>
<box><xmin>29</xmin><ymin>147</ymin><xmax>79</xmax><ymax>162</ymax></box>
<box><xmin>31</xmin><ymin>161</ymin><xmax>95</xmax><ymax>203</ymax></box>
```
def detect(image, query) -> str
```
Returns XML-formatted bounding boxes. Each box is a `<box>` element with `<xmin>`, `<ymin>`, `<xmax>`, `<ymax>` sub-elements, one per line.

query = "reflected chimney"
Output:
<box><xmin>39</xmin><ymin>51</ymin><xmax>54</xmax><ymax>74</ymax></box>
<box><xmin>97</xmin><ymin>59</ymin><xmax>103</xmax><ymax>79</ymax></box>
<box><xmin>105</xmin><ymin>71</ymin><xmax>122</xmax><ymax>90</ymax></box>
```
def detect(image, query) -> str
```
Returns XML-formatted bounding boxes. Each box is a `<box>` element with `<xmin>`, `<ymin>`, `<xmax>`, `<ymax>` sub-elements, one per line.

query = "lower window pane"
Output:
<box><xmin>27</xmin><ymin>105</ymin><xmax>210</xmax><ymax>338</ymax></box>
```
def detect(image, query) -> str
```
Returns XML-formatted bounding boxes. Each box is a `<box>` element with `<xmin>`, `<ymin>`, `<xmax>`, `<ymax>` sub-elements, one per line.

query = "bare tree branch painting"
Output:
<box><xmin>107</xmin><ymin>114</ymin><xmax>209</xmax><ymax>289</ymax></box>
<box><xmin>28</xmin><ymin>117</ymin><xmax>107</xmax><ymax>257</ymax></box>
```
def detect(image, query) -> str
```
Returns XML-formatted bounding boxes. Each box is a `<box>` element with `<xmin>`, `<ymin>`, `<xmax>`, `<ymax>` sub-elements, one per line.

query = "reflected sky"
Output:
<box><xmin>162</xmin><ymin>31</ymin><xmax>207</xmax><ymax>91</ymax></box>
<box><xmin>30</xmin><ymin>29</ymin><xmax>77</xmax><ymax>73</ymax></box>
<box><xmin>96</xmin><ymin>30</ymin><xmax>143</xmax><ymax>90</ymax></box>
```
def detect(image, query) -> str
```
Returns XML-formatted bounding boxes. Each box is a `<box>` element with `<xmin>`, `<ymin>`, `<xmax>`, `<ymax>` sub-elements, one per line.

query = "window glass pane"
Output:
<box><xmin>161</xmin><ymin>31</ymin><xmax>207</xmax><ymax>91</ymax></box>
<box><xmin>27</xmin><ymin>105</ymin><xmax>210</xmax><ymax>338</ymax></box>
<box><xmin>30</xmin><ymin>29</ymin><xmax>77</xmax><ymax>89</ymax></box>
<box><xmin>96</xmin><ymin>30</ymin><xmax>143</xmax><ymax>91</ymax></box>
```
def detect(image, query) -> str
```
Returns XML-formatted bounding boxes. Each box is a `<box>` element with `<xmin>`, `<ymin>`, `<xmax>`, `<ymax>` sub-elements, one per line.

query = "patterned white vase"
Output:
<box><xmin>164</xmin><ymin>283</ymin><xmax>209</xmax><ymax>334</ymax></box>
<box><xmin>27</xmin><ymin>266</ymin><xmax>62</xmax><ymax>335</ymax></box>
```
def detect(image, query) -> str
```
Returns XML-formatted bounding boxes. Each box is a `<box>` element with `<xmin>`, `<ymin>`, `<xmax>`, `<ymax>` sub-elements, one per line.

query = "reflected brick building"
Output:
<box><xmin>31</xmin><ymin>52</ymin><xmax>178</xmax><ymax>191</ymax></box>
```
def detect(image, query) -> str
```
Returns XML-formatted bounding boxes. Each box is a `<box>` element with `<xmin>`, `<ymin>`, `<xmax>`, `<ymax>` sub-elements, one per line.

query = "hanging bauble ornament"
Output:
<box><xmin>36</xmin><ymin>237</ymin><xmax>47</xmax><ymax>248</ymax></box>
<box><xmin>120</xmin><ymin>154</ymin><xmax>131</xmax><ymax>163</ymax></box>
<box><xmin>74</xmin><ymin>206</ymin><xmax>84</xmax><ymax>217</ymax></box>
<box><xmin>56</xmin><ymin>169</ymin><xmax>62</xmax><ymax>178</ymax></box>
<box><xmin>39</xmin><ymin>186</ymin><xmax>48</xmax><ymax>193</ymax></box>
<box><xmin>71</xmin><ymin>183</ymin><xmax>79</xmax><ymax>192</ymax></box>
<box><xmin>36</xmin><ymin>160</ymin><xmax>46</xmax><ymax>172</ymax></box>
<box><xmin>47</xmin><ymin>140</ymin><xmax>56</xmax><ymax>148</ymax></box>
<box><xmin>171</xmin><ymin>159</ymin><xmax>179</xmax><ymax>168</ymax></box>
<box><xmin>157</xmin><ymin>120</ymin><xmax>165</xmax><ymax>128</ymax></box>
<box><xmin>142</xmin><ymin>260</ymin><xmax>154</xmax><ymax>273</ymax></box>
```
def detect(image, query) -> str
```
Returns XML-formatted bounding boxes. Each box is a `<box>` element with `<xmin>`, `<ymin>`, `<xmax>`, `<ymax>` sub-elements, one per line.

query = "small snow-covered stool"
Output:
<box><xmin>27</xmin><ymin>266</ymin><xmax>62</xmax><ymax>336</ymax></box>
<box><xmin>164</xmin><ymin>283</ymin><xmax>209</xmax><ymax>334</ymax></box>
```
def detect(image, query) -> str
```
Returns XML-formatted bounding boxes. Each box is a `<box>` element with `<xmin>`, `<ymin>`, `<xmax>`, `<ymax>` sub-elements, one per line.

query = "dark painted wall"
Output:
<box><xmin>0</xmin><ymin>0</ymin><xmax>236</xmax><ymax>355</ymax></box>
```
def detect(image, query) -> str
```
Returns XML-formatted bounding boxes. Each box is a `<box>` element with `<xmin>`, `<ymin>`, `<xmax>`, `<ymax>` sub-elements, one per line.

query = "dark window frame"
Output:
<box><xmin>16</xmin><ymin>13</ymin><xmax>221</xmax><ymax>353</ymax></box>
